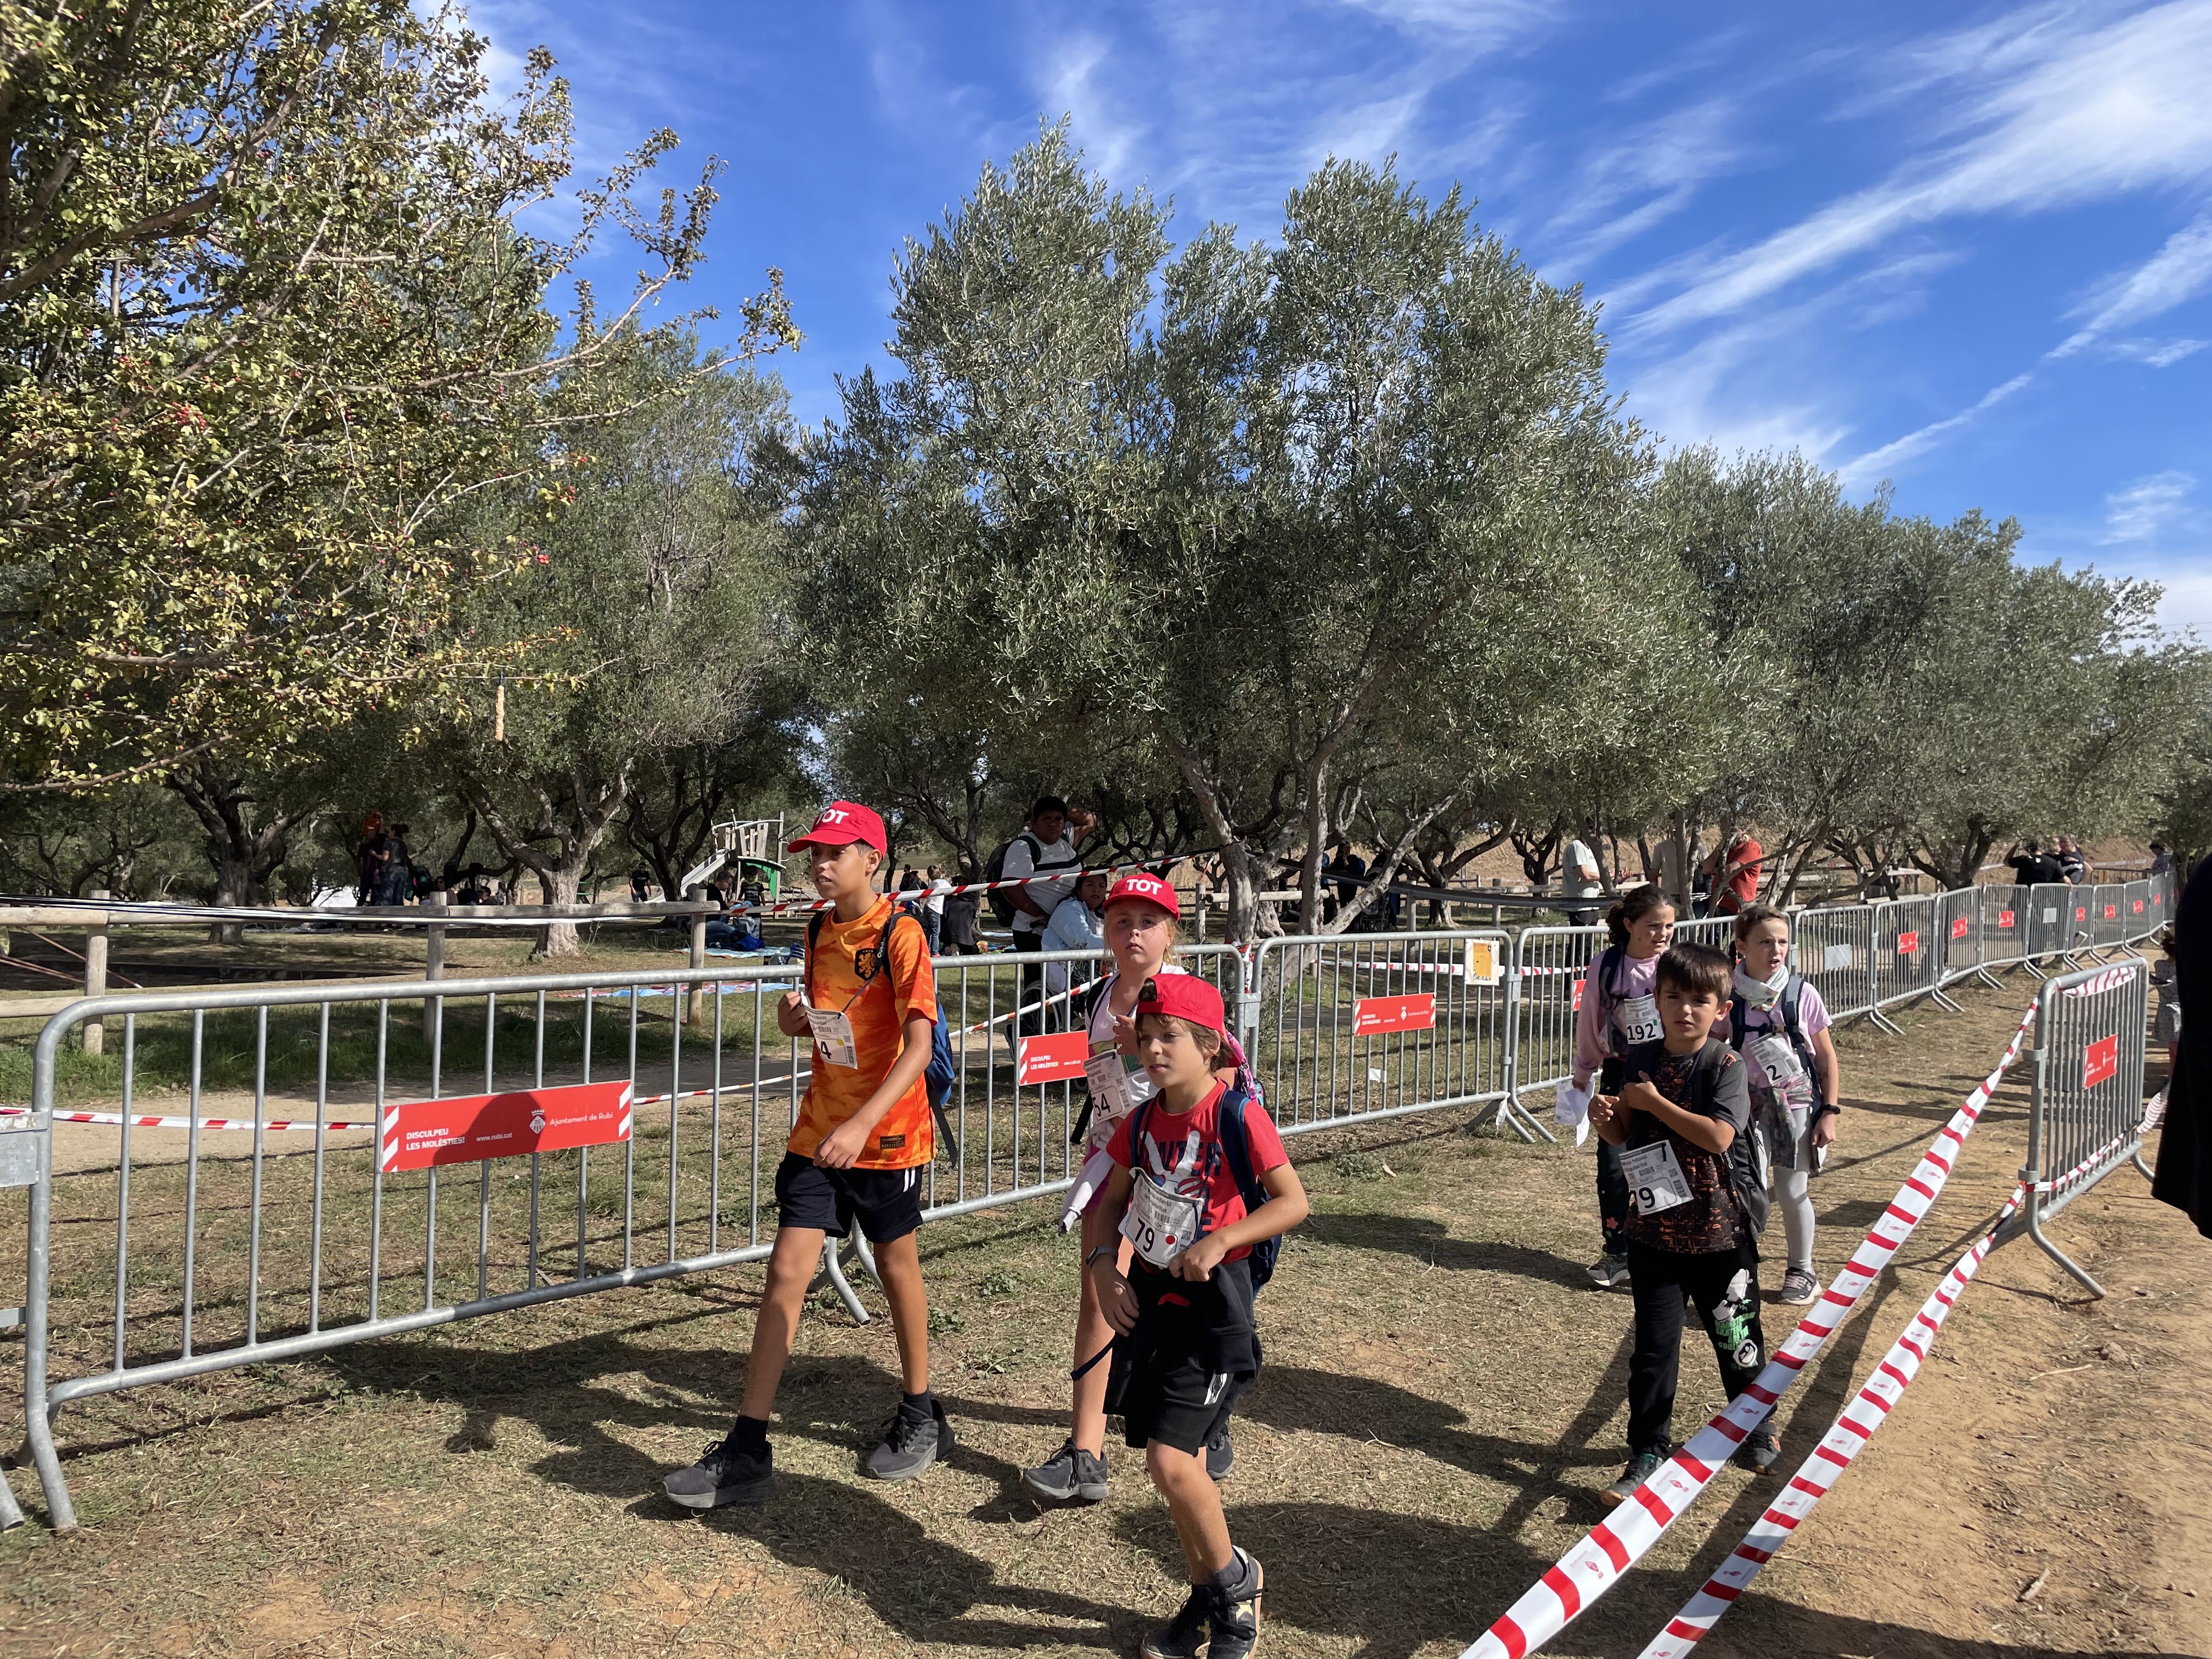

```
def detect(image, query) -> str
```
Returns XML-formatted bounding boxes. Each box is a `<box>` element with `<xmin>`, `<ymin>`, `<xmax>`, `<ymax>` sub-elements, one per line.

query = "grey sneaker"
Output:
<box><xmin>863</xmin><ymin>1396</ymin><xmax>954</xmax><ymax>1481</ymax></box>
<box><xmin>662</xmin><ymin>1433</ymin><xmax>775</xmax><ymax>1510</ymax></box>
<box><xmin>1206</xmin><ymin>1549</ymin><xmax>1263</xmax><ymax>1659</ymax></box>
<box><xmin>1601</xmin><ymin>1447</ymin><xmax>1667</xmax><ymax>1506</ymax></box>
<box><xmin>1587</xmin><ymin>1252</ymin><xmax>1632</xmax><ymax>1291</ymax></box>
<box><xmin>1735</xmin><ymin>1423</ymin><xmax>1782</xmax><ymax>1472</ymax></box>
<box><xmin>1021</xmin><ymin>1438</ymin><xmax>1109</xmax><ymax>1504</ymax></box>
<box><xmin>1141</xmin><ymin>1586</ymin><xmax>1211</xmax><ymax>1659</ymax></box>
<box><xmin>1206</xmin><ymin>1422</ymin><xmax>1234</xmax><ymax>1482</ymax></box>
<box><xmin>1777</xmin><ymin>1267</ymin><xmax>1820</xmax><ymax>1305</ymax></box>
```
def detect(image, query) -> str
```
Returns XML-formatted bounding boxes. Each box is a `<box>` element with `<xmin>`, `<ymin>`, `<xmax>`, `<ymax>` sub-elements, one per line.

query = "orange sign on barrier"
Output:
<box><xmin>1895</xmin><ymin>930</ymin><xmax>1921</xmax><ymax>954</ymax></box>
<box><xmin>380</xmin><ymin>1081</ymin><xmax>633</xmax><ymax>1173</ymax></box>
<box><xmin>1354</xmin><ymin>992</ymin><xmax>1436</xmax><ymax>1035</ymax></box>
<box><xmin>1015</xmin><ymin>1032</ymin><xmax>1091</xmax><ymax>1086</ymax></box>
<box><xmin>2084</xmin><ymin>1035</ymin><xmax>2119</xmax><ymax>1089</ymax></box>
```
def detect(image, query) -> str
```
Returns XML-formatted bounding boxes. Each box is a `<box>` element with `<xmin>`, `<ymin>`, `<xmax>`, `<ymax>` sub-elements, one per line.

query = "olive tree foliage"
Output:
<box><xmin>0</xmin><ymin>0</ymin><xmax>793</xmax><ymax>792</ymax></box>
<box><xmin>1650</xmin><ymin>447</ymin><xmax>2194</xmax><ymax>899</ymax></box>
<box><xmin>799</xmin><ymin>127</ymin><xmax>1650</xmax><ymax>940</ymax></box>
<box><xmin>441</xmin><ymin>330</ymin><xmax>795</xmax><ymax>955</ymax></box>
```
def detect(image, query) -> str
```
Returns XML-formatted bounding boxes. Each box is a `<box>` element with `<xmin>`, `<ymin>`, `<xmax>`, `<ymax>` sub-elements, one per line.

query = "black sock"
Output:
<box><xmin>729</xmin><ymin>1414</ymin><xmax>769</xmax><ymax>1454</ymax></box>
<box><xmin>900</xmin><ymin>1389</ymin><xmax>934</xmax><ymax>1419</ymax></box>
<box><xmin>1210</xmin><ymin>1550</ymin><xmax>1255</xmax><ymax>1598</ymax></box>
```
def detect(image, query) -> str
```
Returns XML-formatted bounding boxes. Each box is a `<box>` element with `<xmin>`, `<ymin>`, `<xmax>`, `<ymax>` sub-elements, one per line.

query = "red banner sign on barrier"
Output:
<box><xmin>1895</xmin><ymin>930</ymin><xmax>1921</xmax><ymax>955</ymax></box>
<box><xmin>1572</xmin><ymin>980</ymin><xmax>1584</xmax><ymax>1012</ymax></box>
<box><xmin>2103</xmin><ymin>902</ymin><xmax>2118</xmax><ymax>919</ymax></box>
<box><xmin>1998</xmin><ymin>909</ymin><xmax>2016</xmax><ymax>929</ymax></box>
<box><xmin>1950</xmin><ymin>916</ymin><xmax>1970</xmax><ymax>940</ymax></box>
<box><xmin>380</xmin><ymin>1081</ymin><xmax>632</xmax><ymax>1173</ymax></box>
<box><xmin>1015</xmin><ymin>1032</ymin><xmax>1091</xmax><ymax>1086</ymax></box>
<box><xmin>2132</xmin><ymin>898</ymin><xmax>2145</xmax><ymax>915</ymax></box>
<box><xmin>1354</xmin><ymin>992</ymin><xmax>1436</xmax><ymax>1035</ymax></box>
<box><xmin>2076</xmin><ymin>905</ymin><xmax>2087</xmax><ymax>922</ymax></box>
<box><xmin>2084</xmin><ymin>1035</ymin><xmax>2119</xmax><ymax>1089</ymax></box>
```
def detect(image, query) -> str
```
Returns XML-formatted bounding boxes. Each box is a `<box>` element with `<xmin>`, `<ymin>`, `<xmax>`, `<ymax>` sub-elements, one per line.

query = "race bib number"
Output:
<box><xmin>805</xmin><ymin>1004</ymin><xmax>859</xmax><ymax>1069</ymax></box>
<box><xmin>1617</xmin><ymin>994</ymin><xmax>1663</xmax><ymax>1046</ymax></box>
<box><xmin>1083</xmin><ymin>1049</ymin><xmax>1131</xmax><ymax>1117</ymax></box>
<box><xmin>1121</xmin><ymin>1170</ymin><xmax>1204</xmax><ymax>1268</ymax></box>
<box><xmin>1750</xmin><ymin>1033</ymin><xmax>1805</xmax><ymax>1088</ymax></box>
<box><xmin>1622</xmin><ymin>1141</ymin><xmax>1691</xmax><ymax>1216</ymax></box>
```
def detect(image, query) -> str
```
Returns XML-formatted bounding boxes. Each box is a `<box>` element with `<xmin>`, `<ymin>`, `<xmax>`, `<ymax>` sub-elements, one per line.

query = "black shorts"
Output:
<box><xmin>773</xmin><ymin>1153</ymin><xmax>924</xmax><ymax>1244</ymax></box>
<box><xmin>1115</xmin><ymin>1258</ymin><xmax>1260</xmax><ymax>1454</ymax></box>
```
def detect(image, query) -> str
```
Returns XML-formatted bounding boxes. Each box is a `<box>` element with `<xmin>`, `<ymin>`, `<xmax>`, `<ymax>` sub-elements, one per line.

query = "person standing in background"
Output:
<box><xmin>2152</xmin><ymin>853</ymin><xmax>2210</xmax><ymax>1239</ymax></box>
<box><xmin>922</xmin><ymin>865</ymin><xmax>949</xmax><ymax>954</ymax></box>
<box><xmin>1561</xmin><ymin>833</ymin><xmax>1602</xmax><ymax>926</ymax></box>
<box><xmin>2056</xmin><ymin>836</ymin><xmax>2087</xmax><ymax>885</ymax></box>
<box><xmin>1706</xmin><ymin>832</ymin><xmax>1762</xmax><ymax>917</ymax></box>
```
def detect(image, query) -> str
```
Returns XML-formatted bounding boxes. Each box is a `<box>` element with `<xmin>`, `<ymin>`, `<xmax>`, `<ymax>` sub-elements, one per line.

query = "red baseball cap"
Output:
<box><xmin>788</xmin><ymin>800</ymin><xmax>886</xmax><ymax>854</ymax></box>
<box><xmin>1136</xmin><ymin>973</ymin><xmax>1226</xmax><ymax>1037</ymax></box>
<box><xmin>1104</xmin><ymin>871</ymin><xmax>1181</xmax><ymax>918</ymax></box>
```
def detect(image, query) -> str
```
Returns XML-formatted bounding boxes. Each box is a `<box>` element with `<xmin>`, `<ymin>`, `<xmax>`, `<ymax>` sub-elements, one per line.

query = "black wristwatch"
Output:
<box><xmin>1084</xmin><ymin>1243</ymin><xmax>1118</xmax><ymax>1271</ymax></box>
<box><xmin>1813</xmin><ymin>1101</ymin><xmax>1840</xmax><ymax>1120</ymax></box>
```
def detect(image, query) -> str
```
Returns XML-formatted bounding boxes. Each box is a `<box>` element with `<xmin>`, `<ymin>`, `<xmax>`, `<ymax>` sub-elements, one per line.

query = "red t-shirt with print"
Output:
<box><xmin>1105</xmin><ymin>1080</ymin><xmax>1288</xmax><ymax>1262</ymax></box>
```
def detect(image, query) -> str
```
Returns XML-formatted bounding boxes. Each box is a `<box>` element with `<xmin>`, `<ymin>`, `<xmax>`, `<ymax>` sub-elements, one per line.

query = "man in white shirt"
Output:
<box><xmin>922</xmin><ymin>864</ymin><xmax>950</xmax><ymax>953</ymax></box>
<box><xmin>1002</xmin><ymin>796</ymin><xmax>1094</xmax><ymax>1048</ymax></box>
<box><xmin>1561</xmin><ymin>834</ymin><xmax>1602</xmax><ymax>924</ymax></box>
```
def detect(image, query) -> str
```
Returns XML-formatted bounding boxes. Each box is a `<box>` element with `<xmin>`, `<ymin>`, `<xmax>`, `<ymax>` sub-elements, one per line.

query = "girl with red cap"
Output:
<box><xmin>1023</xmin><ymin>871</ymin><xmax>1237</xmax><ymax>1505</ymax></box>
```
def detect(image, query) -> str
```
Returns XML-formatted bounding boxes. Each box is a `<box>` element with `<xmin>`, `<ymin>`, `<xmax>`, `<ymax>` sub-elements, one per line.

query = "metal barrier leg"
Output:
<box><xmin>1868</xmin><ymin>1006</ymin><xmax>1907</xmax><ymax>1037</ymax></box>
<box><xmin>2132</xmin><ymin>1147</ymin><xmax>2155</xmax><ymax>1181</ymax></box>
<box><xmin>0</xmin><ymin>1462</ymin><xmax>21</xmax><ymax>1531</ymax></box>
<box><xmin>1930</xmin><ymin>985</ymin><xmax>1966</xmax><ymax>1013</ymax></box>
<box><xmin>847</xmin><ymin>1232</ymin><xmax>881</xmax><ymax>1286</ymax></box>
<box><xmin>1970</xmin><ymin>964</ymin><xmax>2005</xmax><ymax>990</ymax></box>
<box><xmin>812</xmin><ymin>1238</ymin><xmax>871</xmax><ymax>1325</ymax></box>
<box><xmin>2022</xmin><ymin>1193</ymin><xmax>2106</xmax><ymax>1299</ymax></box>
<box><xmin>24</xmin><ymin>1167</ymin><xmax>75</xmax><ymax>1531</ymax></box>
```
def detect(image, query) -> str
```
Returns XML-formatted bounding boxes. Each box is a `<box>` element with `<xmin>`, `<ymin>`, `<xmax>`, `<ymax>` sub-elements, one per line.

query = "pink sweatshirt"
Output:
<box><xmin>1572</xmin><ymin>949</ymin><xmax>1662</xmax><ymax>1081</ymax></box>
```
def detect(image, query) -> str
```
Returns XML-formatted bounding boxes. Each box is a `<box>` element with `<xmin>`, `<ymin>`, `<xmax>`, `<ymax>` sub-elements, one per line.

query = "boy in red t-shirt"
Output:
<box><xmin>1089</xmin><ymin>977</ymin><xmax>1308</xmax><ymax>1659</ymax></box>
<box><xmin>662</xmin><ymin>801</ymin><xmax>949</xmax><ymax>1509</ymax></box>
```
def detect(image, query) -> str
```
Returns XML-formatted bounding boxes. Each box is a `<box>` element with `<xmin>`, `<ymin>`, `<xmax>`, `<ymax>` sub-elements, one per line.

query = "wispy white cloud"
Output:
<box><xmin>1629</xmin><ymin>1</ymin><xmax>2212</xmax><ymax>334</ymax></box>
<box><xmin>2052</xmin><ymin>214</ymin><xmax>2212</xmax><ymax>356</ymax></box>
<box><xmin>1330</xmin><ymin>0</ymin><xmax>1550</xmax><ymax>49</ymax></box>
<box><xmin>1836</xmin><ymin>371</ymin><xmax>2034</xmax><ymax>486</ymax></box>
<box><xmin>1543</xmin><ymin>98</ymin><xmax>1748</xmax><ymax>269</ymax></box>
<box><xmin>2110</xmin><ymin>336</ymin><xmax>2211</xmax><ymax>365</ymax></box>
<box><xmin>2102</xmin><ymin>469</ymin><xmax>2197</xmax><ymax>542</ymax></box>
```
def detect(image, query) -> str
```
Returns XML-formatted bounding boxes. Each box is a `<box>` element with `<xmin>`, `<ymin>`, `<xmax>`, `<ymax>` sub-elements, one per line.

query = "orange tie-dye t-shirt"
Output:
<box><xmin>788</xmin><ymin>896</ymin><xmax>938</xmax><ymax>1170</ymax></box>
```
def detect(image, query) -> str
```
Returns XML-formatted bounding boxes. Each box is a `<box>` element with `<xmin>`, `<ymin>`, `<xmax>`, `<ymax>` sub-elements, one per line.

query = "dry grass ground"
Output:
<box><xmin>3</xmin><ymin>972</ymin><xmax>2208</xmax><ymax>1658</ymax></box>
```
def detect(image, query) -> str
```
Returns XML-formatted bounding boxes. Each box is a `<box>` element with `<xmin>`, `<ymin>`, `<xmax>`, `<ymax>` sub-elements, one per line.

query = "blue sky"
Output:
<box><xmin>471</xmin><ymin>0</ymin><xmax>2212</xmax><ymax>633</ymax></box>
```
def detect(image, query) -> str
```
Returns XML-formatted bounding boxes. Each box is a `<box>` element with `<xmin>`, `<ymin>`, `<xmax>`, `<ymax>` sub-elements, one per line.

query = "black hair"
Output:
<box><xmin>2151</xmin><ymin>841</ymin><xmax>2165</xmax><ymax>853</ymax></box>
<box><xmin>1031</xmin><ymin>795</ymin><xmax>1069</xmax><ymax>820</ymax></box>
<box><xmin>1604</xmin><ymin>883</ymin><xmax>1675</xmax><ymax>947</ymax></box>
<box><xmin>1656</xmin><ymin>941</ymin><xmax>1733</xmax><ymax>1003</ymax></box>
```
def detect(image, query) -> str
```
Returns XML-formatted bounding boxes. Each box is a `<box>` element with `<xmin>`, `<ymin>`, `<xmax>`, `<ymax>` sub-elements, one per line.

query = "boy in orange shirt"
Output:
<box><xmin>663</xmin><ymin>800</ymin><xmax>950</xmax><ymax>1508</ymax></box>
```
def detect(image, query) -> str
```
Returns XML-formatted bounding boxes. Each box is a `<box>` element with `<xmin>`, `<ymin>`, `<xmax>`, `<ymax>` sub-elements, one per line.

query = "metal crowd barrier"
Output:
<box><xmin>4</xmin><ymin>867</ymin><xmax>2176</xmax><ymax>1528</ymax></box>
<box><xmin>2000</xmin><ymin>957</ymin><xmax>2153</xmax><ymax>1297</ymax></box>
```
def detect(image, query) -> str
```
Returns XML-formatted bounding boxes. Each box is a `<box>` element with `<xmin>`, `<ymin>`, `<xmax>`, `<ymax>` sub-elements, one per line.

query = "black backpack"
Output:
<box><xmin>1685</xmin><ymin>1040</ymin><xmax>1770</xmax><ymax>1239</ymax></box>
<box><xmin>981</xmin><ymin>832</ymin><xmax>1041</xmax><ymax>927</ymax></box>
<box><xmin>1124</xmin><ymin>1087</ymin><xmax>1284</xmax><ymax>1290</ymax></box>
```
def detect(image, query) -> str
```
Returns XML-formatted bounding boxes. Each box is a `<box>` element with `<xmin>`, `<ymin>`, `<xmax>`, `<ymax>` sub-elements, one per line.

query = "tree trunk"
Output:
<box><xmin>534</xmin><ymin>861</ymin><xmax>588</xmax><ymax>958</ymax></box>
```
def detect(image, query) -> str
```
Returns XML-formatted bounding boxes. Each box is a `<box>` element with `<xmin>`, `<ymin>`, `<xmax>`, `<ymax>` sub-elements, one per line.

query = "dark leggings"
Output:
<box><xmin>1624</xmin><ymin>1241</ymin><xmax>1767</xmax><ymax>1455</ymax></box>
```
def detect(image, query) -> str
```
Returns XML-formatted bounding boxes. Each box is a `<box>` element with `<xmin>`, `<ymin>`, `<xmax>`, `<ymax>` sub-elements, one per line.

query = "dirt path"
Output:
<box><xmin>2</xmin><ymin>973</ymin><xmax>2206</xmax><ymax>1658</ymax></box>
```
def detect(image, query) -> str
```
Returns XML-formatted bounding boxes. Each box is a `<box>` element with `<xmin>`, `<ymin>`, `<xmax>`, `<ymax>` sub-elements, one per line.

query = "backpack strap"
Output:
<box><xmin>1216</xmin><ymin>1089</ymin><xmax>1264</xmax><ymax>1212</ymax></box>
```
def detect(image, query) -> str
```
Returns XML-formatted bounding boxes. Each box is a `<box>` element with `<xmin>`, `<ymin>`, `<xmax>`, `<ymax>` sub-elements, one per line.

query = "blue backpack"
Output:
<box><xmin>1125</xmin><ymin>1087</ymin><xmax>1282</xmax><ymax>1290</ymax></box>
<box><xmin>805</xmin><ymin>907</ymin><xmax>958</xmax><ymax>1152</ymax></box>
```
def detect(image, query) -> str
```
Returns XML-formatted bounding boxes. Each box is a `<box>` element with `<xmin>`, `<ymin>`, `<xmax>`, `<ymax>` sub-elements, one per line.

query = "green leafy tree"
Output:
<box><xmin>443</xmin><ymin>330</ymin><xmax>794</xmax><ymax>955</ymax></box>
<box><xmin>0</xmin><ymin>0</ymin><xmax>793</xmax><ymax>790</ymax></box>
<box><xmin>802</xmin><ymin>128</ymin><xmax>1649</xmax><ymax>940</ymax></box>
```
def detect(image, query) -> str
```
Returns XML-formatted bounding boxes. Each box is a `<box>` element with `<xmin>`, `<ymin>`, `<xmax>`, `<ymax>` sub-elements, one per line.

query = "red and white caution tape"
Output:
<box><xmin>0</xmin><ymin>1106</ymin><xmax>376</xmax><ymax>1131</ymax></box>
<box><xmin>1637</xmin><ymin>1076</ymin><xmax>2167</xmax><ymax>1658</ymax></box>
<box><xmin>1457</xmin><ymin>997</ymin><xmax>2040</xmax><ymax>1659</ymax></box>
<box><xmin>1633</xmin><ymin>1188</ymin><xmax>2019</xmax><ymax>1658</ymax></box>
